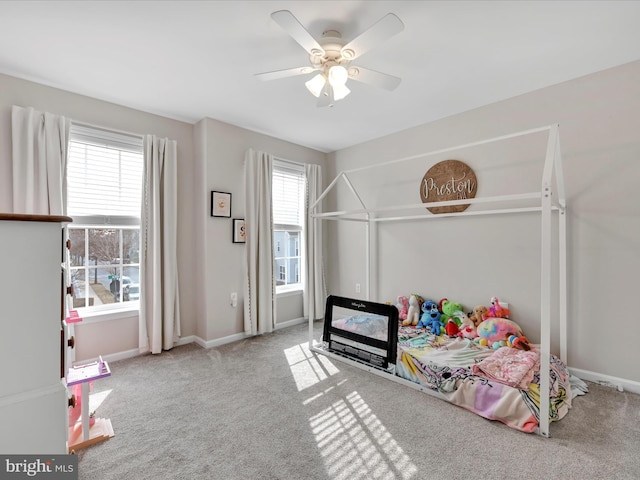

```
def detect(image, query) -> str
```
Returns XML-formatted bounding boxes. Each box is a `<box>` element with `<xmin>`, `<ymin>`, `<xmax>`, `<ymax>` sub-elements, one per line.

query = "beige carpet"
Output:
<box><xmin>77</xmin><ymin>321</ymin><xmax>640</xmax><ymax>480</ymax></box>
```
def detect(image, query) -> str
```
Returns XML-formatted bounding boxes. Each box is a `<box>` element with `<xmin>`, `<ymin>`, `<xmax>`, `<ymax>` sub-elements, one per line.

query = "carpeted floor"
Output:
<box><xmin>77</xmin><ymin>321</ymin><xmax>640</xmax><ymax>480</ymax></box>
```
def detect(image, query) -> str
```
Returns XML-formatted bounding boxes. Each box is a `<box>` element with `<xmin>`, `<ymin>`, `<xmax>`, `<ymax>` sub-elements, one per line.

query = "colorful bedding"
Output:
<box><xmin>395</xmin><ymin>327</ymin><xmax>572</xmax><ymax>433</ymax></box>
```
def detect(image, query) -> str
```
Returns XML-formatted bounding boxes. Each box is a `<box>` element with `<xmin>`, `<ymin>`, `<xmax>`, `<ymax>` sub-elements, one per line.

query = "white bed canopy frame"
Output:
<box><xmin>309</xmin><ymin>124</ymin><xmax>567</xmax><ymax>438</ymax></box>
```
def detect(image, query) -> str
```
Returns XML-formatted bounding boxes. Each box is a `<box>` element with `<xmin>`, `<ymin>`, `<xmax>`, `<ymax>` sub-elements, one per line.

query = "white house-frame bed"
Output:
<box><xmin>309</xmin><ymin>124</ymin><xmax>567</xmax><ymax>437</ymax></box>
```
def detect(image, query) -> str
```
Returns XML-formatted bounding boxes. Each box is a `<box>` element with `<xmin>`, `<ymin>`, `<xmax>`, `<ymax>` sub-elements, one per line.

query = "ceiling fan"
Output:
<box><xmin>255</xmin><ymin>10</ymin><xmax>404</xmax><ymax>107</ymax></box>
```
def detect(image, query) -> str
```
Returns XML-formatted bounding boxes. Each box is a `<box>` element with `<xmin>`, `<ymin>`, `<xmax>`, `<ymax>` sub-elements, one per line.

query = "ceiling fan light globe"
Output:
<box><xmin>328</xmin><ymin>65</ymin><xmax>348</xmax><ymax>86</ymax></box>
<box><xmin>305</xmin><ymin>73</ymin><xmax>326</xmax><ymax>98</ymax></box>
<box><xmin>333</xmin><ymin>83</ymin><xmax>350</xmax><ymax>101</ymax></box>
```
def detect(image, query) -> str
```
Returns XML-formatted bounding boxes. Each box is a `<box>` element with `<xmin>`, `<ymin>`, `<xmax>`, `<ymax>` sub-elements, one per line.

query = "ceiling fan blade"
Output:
<box><xmin>348</xmin><ymin>67</ymin><xmax>402</xmax><ymax>91</ymax></box>
<box><xmin>255</xmin><ymin>66</ymin><xmax>317</xmax><ymax>81</ymax></box>
<box><xmin>340</xmin><ymin>13</ymin><xmax>404</xmax><ymax>60</ymax></box>
<box><xmin>271</xmin><ymin>10</ymin><xmax>325</xmax><ymax>57</ymax></box>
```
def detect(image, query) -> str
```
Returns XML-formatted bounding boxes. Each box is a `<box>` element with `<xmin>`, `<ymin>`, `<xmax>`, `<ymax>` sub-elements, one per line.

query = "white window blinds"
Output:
<box><xmin>67</xmin><ymin>124</ymin><xmax>144</xmax><ymax>218</ymax></box>
<box><xmin>272</xmin><ymin>161</ymin><xmax>305</xmax><ymax>227</ymax></box>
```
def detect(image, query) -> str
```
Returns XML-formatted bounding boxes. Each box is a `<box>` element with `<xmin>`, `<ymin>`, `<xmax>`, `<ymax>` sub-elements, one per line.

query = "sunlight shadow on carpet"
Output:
<box><xmin>89</xmin><ymin>389</ymin><xmax>112</xmax><ymax>414</ymax></box>
<box><xmin>309</xmin><ymin>391</ymin><xmax>418</xmax><ymax>480</ymax></box>
<box><xmin>285</xmin><ymin>342</ymin><xmax>340</xmax><ymax>391</ymax></box>
<box><xmin>285</xmin><ymin>341</ymin><xmax>418</xmax><ymax>478</ymax></box>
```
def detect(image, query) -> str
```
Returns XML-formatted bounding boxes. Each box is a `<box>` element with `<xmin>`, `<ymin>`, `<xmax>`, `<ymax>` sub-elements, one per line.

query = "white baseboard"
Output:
<box><xmin>275</xmin><ymin>317</ymin><xmax>307</xmax><ymax>329</ymax></box>
<box><xmin>90</xmin><ymin>334</ymin><xmax>249</xmax><ymax>362</ymax></box>
<box><xmin>569</xmin><ymin>367</ymin><xmax>640</xmax><ymax>395</ymax></box>
<box><xmin>82</xmin><ymin>348</ymin><xmax>141</xmax><ymax>365</ymax></box>
<box><xmin>192</xmin><ymin>317</ymin><xmax>308</xmax><ymax>349</ymax></box>
<box><xmin>176</xmin><ymin>335</ymin><xmax>199</xmax><ymax>347</ymax></box>
<box><xmin>82</xmin><ymin>332</ymin><xmax>253</xmax><ymax>363</ymax></box>
<box><xmin>194</xmin><ymin>332</ymin><xmax>249</xmax><ymax>349</ymax></box>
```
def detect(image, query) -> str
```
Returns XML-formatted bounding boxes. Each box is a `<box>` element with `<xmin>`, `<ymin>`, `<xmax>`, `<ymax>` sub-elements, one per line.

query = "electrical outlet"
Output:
<box><xmin>355</xmin><ymin>283</ymin><xmax>361</xmax><ymax>293</ymax></box>
<box><xmin>230</xmin><ymin>292</ymin><xmax>237</xmax><ymax>307</ymax></box>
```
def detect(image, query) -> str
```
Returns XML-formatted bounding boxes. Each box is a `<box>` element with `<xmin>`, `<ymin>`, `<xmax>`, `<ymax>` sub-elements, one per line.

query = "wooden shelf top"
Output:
<box><xmin>0</xmin><ymin>212</ymin><xmax>72</xmax><ymax>223</ymax></box>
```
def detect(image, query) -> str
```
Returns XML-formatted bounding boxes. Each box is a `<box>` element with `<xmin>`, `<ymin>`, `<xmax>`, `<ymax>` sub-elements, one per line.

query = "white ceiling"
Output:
<box><xmin>1</xmin><ymin>1</ymin><xmax>640</xmax><ymax>153</ymax></box>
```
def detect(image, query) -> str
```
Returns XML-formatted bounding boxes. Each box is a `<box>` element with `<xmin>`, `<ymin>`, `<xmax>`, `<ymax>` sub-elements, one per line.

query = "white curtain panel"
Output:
<box><xmin>304</xmin><ymin>164</ymin><xmax>326</xmax><ymax>320</ymax></box>
<box><xmin>139</xmin><ymin>135</ymin><xmax>181</xmax><ymax>354</ymax></box>
<box><xmin>11</xmin><ymin>105</ymin><xmax>70</xmax><ymax>215</ymax></box>
<box><xmin>243</xmin><ymin>149</ymin><xmax>275</xmax><ymax>335</ymax></box>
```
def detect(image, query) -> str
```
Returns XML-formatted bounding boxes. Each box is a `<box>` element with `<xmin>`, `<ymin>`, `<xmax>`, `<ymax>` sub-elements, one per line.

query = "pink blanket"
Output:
<box><xmin>472</xmin><ymin>347</ymin><xmax>540</xmax><ymax>390</ymax></box>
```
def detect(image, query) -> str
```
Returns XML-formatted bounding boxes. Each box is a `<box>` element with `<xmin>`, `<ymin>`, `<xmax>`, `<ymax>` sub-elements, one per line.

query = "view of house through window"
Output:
<box><xmin>66</xmin><ymin>124</ymin><xmax>144</xmax><ymax>310</ymax></box>
<box><xmin>273</xmin><ymin>160</ymin><xmax>305</xmax><ymax>292</ymax></box>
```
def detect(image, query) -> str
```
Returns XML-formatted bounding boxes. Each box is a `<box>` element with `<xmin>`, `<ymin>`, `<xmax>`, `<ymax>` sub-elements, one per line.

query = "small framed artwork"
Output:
<box><xmin>211</xmin><ymin>191</ymin><xmax>231</xmax><ymax>217</ymax></box>
<box><xmin>232</xmin><ymin>218</ymin><xmax>246</xmax><ymax>243</ymax></box>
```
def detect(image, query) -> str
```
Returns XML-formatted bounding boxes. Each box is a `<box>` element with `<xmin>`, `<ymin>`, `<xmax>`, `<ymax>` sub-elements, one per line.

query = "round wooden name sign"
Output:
<box><xmin>419</xmin><ymin>159</ymin><xmax>478</xmax><ymax>214</ymax></box>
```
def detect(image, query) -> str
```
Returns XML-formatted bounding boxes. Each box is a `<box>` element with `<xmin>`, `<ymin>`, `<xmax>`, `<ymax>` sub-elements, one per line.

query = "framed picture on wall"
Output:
<box><xmin>211</xmin><ymin>191</ymin><xmax>231</xmax><ymax>217</ymax></box>
<box><xmin>232</xmin><ymin>219</ymin><xmax>246</xmax><ymax>243</ymax></box>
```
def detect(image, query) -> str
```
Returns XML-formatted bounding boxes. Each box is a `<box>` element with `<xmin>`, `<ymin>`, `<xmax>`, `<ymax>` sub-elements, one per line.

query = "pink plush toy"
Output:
<box><xmin>488</xmin><ymin>296</ymin><xmax>510</xmax><ymax>318</ymax></box>
<box><xmin>458</xmin><ymin>324</ymin><xmax>477</xmax><ymax>339</ymax></box>
<box><xmin>396</xmin><ymin>296</ymin><xmax>409</xmax><ymax>321</ymax></box>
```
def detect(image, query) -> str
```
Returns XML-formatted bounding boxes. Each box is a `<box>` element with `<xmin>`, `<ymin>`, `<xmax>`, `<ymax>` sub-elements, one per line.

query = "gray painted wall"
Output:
<box><xmin>326</xmin><ymin>60</ymin><xmax>640</xmax><ymax>383</ymax></box>
<box><xmin>0</xmin><ymin>73</ymin><xmax>325</xmax><ymax>360</ymax></box>
<box><xmin>194</xmin><ymin>117</ymin><xmax>325</xmax><ymax>341</ymax></box>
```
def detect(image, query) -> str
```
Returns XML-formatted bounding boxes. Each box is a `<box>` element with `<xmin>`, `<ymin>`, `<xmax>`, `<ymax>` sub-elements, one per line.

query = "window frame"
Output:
<box><xmin>66</xmin><ymin>123</ymin><xmax>144</xmax><ymax>317</ymax></box>
<box><xmin>272</xmin><ymin>160</ymin><xmax>306</xmax><ymax>294</ymax></box>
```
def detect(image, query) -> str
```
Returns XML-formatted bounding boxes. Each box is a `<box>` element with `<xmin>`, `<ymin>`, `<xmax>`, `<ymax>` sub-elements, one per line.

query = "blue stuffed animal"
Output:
<box><xmin>418</xmin><ymin>299</ymin><xmax>443</xmax><ymax>334</ymax></box>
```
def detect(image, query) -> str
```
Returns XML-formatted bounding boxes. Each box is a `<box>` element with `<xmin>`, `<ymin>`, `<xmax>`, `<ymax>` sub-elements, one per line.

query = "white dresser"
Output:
<box><xmin>0</xmin><ymin>213</ymin><xmax>72</xmax><ymax>454</ymax></box>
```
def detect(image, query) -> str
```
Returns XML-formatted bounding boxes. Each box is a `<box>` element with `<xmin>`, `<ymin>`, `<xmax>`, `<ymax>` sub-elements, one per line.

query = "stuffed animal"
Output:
<box><xmin>506</xmin><ymin>334</ymin><xmax>531</xmax><ymax>351</ymax></box>
<box><xmin>469</xmin><ymin>305</ymin><xmax>488</xmax><ymax>327</ymax></box>
<box><xmin>395</xmin><ymin>295</ymin><xmax>405</xmax><ymax>313</ymax></box>
<box><xmin>456</xmin><ymin>310</ymin><xmax>473</xmax><ymax>329</ymax></box>
<box><xmin>427</xmin><ymin>317</ymin><xmax>444</xmax><ymax>335</ymax></box>
<box><xmin>418</xmin><ymin>299</ymin><xmax>442</xmax><ymax>333</ymax></box>
<box><xmin>417</xmin><ymin>300</ymin><xmax>431</xmax><ymax>328</ymax></box>
<box><xmin>445</xmin><ymin>318</ymin><xmax>459</xmax><ymax>337</ymax></box>
<box><xmin>441</xmin><ymin>299</ymin><xmax>464</xmax><ymax>325</ymax></box>
<box><xmin>404</xmin><ymin>294</ymin><xmax>421</xmax><ymax>326</ymax></box>
<box><xmin>438</xmin><ymin>298</ymin><xmax>448</xmax><ymax>313</ymax></box>
<box><xmin>476</xmin><ymin>317</ymin><xmax>524</xmax><ymax>347</ymax></box>
<box><xmin>396</xmin><ymin>296</ymin><xmax>409</xmax><ymax>321</ymax></box>
<box><xmin>488</xmin><ymin>297</ymin><xmax>510</xmax><ymax>319</ymax></box>
<box><xmin>456</xmin><ymin>311</ymin><xmax>477</xmax><ymax>338</ymax></box>
<box><xmin>458</xmin><ymin>324</ymin><xmax>477</xmax><ymax>339</ymax></box>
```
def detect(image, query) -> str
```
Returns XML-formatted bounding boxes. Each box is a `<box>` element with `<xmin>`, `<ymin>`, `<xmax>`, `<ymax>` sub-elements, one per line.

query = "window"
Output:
<box><xmin>66</xmin><ymin>124</ymin><xmax>144</xmax><ymax>311</ymax></box>
<box><xmin>279</xmin><ymin>264</ymin><xmax>286</xmax><ymax>282</ymax></box>
<box><xmin>273</xmin><ymin>160</ymin><xmax>305</xmax><ymax>292</ymax></box>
